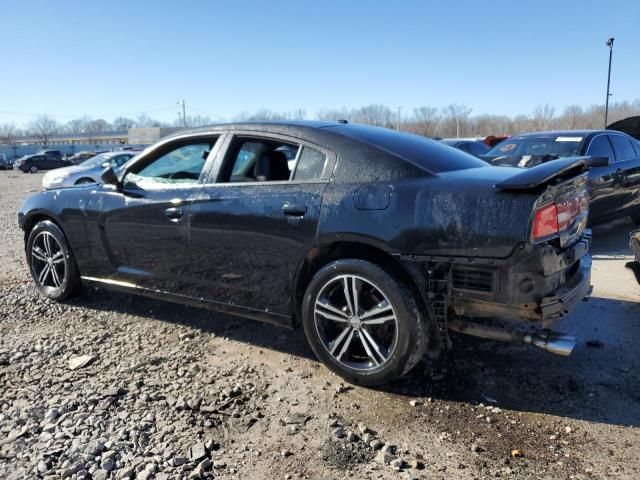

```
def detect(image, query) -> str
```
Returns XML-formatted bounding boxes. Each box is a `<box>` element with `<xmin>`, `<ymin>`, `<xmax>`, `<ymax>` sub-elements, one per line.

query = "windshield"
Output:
<box><xmin>486</xmin><ymin>136</ymin><xmax>583</xmax><ymax>158</ymax></box>
<box><xmin>80</xmin><ymin>153</ymin><xmax>112</xmax><ymax>168</ymax></box>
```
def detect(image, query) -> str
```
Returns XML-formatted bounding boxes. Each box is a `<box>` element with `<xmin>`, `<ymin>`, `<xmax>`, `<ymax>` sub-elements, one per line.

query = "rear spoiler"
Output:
<box><xmin>496</xmin><ymin>157</ymin><xmax>588</xmax><ymax>191</ymax></box>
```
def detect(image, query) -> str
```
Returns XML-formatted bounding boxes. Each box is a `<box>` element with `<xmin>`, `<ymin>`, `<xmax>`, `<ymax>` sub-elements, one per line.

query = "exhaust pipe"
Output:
<box><xmin>523</xmin><ymin>332</ymin><xmax>575</xmax><ymax>356</ymax></box>
<box><xmin>448</xmin><ymin>319</ymin><xmax>576</xmax><ymax>357</ymax></box>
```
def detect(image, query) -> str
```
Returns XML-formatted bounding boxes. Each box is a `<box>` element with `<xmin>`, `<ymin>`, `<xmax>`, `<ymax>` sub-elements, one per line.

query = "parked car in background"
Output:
<box><xmin>484</xmin><ymin>130</ymin><xmax>640</xmax><ymax>225</ymax></box>
<box><xmin>0</xmin><ymin>154</ymin><xmax>10</xmax><ymax>170</ymax></box>
<box><xmin>42</xmin><ymin>151</ymin><xmax>138</xmax><ymax>189</ymax></box>
<box><xmin>15</xmin><ymin>154</ymin><xmax>72</xmax><ymax>173</ymax></box>
<box><xmin>67</xmin><ymin>151</ymin><xmax>97</xmax><ymax>165</ymax></box>
<box><xmin>19</xmin><ymin>121</ymin><xmax>592</xmax><ymax>385</ymax></box>
<box><xmin>37</xmin><ymin>150</ymin><xmax>63</xmax><ymax>161</ymax></box>
<box><xmin>441</xmin><ymin>138</ymin><xmax>490</xmax><ymax>157</ymax></box>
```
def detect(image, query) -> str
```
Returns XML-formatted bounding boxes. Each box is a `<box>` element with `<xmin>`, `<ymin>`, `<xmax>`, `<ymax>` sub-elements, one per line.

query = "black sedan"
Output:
<box><xmin>440</xmin><ymin>138</ymin><xmax>490</xmax><ymax>157</ymax></box>
<box><xmin>19</xmin><ymin>122</ymin><xmax>593</xmax><ymax>385</ymax></box>
<box><xmin>484</xmin><ymin>130</ymin><xmax>640</xmax><ymax>225</ymax></box>
<box><xmin>15</xmin><ymin>153</ymin><xmax>72</xmax><ymax>173</ymax></box>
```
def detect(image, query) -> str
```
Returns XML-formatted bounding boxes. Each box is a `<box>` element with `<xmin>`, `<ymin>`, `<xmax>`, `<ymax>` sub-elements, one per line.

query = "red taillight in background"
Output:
<box><xmin>533</xmin><ymin>203</ymin><xmax>559</xmax><ymax>240</ymax></box>
<box><xmin>532</xmin><ymin>190</ymin><xmax>589</xmax><ymax>241</ymax></box>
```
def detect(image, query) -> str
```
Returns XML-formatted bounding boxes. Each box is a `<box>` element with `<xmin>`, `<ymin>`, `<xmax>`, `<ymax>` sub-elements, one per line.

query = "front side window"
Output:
<box><xmin>586</xmin><ymin>135</ymin><xmax>615</xmax><ymax>161</ymax></box>
<box><xmin>126</xmin><ymin>140</ymin><xmax>214</xmax><ymax>188</ymax></box>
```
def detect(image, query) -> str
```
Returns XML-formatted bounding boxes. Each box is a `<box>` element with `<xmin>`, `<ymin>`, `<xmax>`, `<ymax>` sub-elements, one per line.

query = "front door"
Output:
<box><xmin>585</xmin><ymin>134</ymin><xmax>625</xmax><ymax>223</ymax></box>
<box><xmin>609</xmin><ymin>134</ymin><xmax>640</xmax><ymax>217</ymax></box>
<box><xmin>185</xmin><ymin>134</ymin><xmax>333</xmax><ymax>316</ymax></box>
<box><xmin>94</xmin><ymin>136</ymin><xmax>220</xmax><ymax>291</ymax></box>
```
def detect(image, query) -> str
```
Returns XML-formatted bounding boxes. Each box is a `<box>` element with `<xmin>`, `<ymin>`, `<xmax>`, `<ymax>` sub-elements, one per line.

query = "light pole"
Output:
<box><xmin>177</xmin><ymin>99</ymin><xmax>187</xmax><ymax>128</ymax></box>
<box><xmin>396</xmin><ymin>106</ymin><xmax>402</xmax><ymax>131</ymax></box>
<box><xmin>604</xmin><ymin>37</ymin><xmax>614</xmax><ymax>128</ymax></box>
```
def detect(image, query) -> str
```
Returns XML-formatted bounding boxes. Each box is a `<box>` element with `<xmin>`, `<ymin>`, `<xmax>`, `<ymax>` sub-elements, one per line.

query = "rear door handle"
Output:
<box><xmin>282</xmin><ymin>203</ymin><xmax>307</xmax><ymax>216</ymax></box>
<box><xmin>165</xmin><ymin>207</ymin><xmax>184</xmax><ymax>220</ymax></box>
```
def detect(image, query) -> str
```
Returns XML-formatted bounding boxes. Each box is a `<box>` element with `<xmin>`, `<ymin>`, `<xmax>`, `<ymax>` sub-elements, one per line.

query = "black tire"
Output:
<box><xmin>26</xmin><ymin>220</ymin><xmax>80</xmax><ymax>301</ymax></box>
<box><xmin>301</xmin><ymin>259</ymin><xmax>429</xmax><ymax>386</ymax></box>
<box><xmin>29</xmin><ymin>165</ymin><xmax>37</xmax><ymax>173</ymax></box>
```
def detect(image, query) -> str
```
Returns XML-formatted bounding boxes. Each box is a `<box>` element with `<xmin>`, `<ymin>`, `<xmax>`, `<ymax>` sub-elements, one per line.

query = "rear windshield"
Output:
<box><xmin>327</xmin><ymin>124</ymin><xmax>488</xmax><ymax>173</ymax></box>
<box><xmin>486</xmin><ymin>136</ymin><xmax>583</xmax><ymax>158</ymax></box>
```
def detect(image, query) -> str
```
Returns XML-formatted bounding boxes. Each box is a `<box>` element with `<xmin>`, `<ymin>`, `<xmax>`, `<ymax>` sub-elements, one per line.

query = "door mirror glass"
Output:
<box><xmin>101</xmin><ymin>166</ymin><xmax>120</xmax><ymax>186</ymax></box>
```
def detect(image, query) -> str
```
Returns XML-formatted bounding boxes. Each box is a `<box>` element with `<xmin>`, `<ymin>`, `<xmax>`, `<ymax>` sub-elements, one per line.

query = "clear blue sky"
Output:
<box><xmin>1</xmin><ymin>0</ymin><xmax>638</xmax><ymax>125</ymax></box>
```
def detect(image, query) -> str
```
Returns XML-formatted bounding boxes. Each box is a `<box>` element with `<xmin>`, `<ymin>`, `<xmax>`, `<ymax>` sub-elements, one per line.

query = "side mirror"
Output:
<box><xmin>101</xmin><ymin>162</ymin><xmax>111</xmax><ymax>169</ymax></box>
<box><xmin>586</xmin><ymin>156</ymin><xmax>610</xmax><ymax>167</ymax></box>
<box><xmin>101</xmin><ymin>166</ymin><xmax>120</xmax><ymax>187</ymax></box>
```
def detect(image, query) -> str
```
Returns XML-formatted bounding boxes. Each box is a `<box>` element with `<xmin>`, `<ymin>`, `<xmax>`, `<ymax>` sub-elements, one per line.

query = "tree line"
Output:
<box><xmin>1</xmin><ymin>99</ymin><xmax>639</xmax><ymax>147</ymax></box>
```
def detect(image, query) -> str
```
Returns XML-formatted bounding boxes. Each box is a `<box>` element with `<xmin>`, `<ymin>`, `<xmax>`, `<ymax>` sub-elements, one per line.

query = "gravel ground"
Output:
<box><xmin>1</xmin><ymin>170</ymin><xmax>639</xmax><ymax>480</ymax></box>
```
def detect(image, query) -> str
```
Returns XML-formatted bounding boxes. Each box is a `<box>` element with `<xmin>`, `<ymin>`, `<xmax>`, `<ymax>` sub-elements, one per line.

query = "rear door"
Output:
<box><xmin>609</xmin><ymin>133</ymin><xmax>640</xmax><ymax>217</ymax></box>
<box><xmin>91</xmin><ymin>135</ymin><xmax>221</xmax><ymax>291</ymax></box>
<box><xmin>585</xmin><ymin>134</ymin><xmax>624</xmax><ymax>223</ymax></box>
<box><xmin>185</xmin><ymin>132</ymin><xmax>335</xmax><ymax>316</ymax></box>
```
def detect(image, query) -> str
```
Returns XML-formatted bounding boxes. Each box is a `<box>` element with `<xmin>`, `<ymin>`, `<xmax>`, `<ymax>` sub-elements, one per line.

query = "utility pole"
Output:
<box><xmin>396</xmin><ymin>106</ymin><xmax>402</xmax><ymax>131</ymax></box>
<box><xmin>177</xmin><ymin>99</ymin><xmax>187</xmax><ymax>128</ymax></box>
<box><xmin>604</xmin><ymin>37</ymin><xmax>614</xmax><ymax>128</ymax></box>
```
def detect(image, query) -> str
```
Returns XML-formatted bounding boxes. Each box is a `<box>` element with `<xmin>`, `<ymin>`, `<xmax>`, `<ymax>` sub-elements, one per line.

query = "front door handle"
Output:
<box><xmin>282</xmin><ymin>203</ymin><xmax>307</xmax><ymax>216</ymax></box>
<box><xmin>165</xmin><ymin>207</ymin><xmax>184</xmax><ymax>220</ymax></box>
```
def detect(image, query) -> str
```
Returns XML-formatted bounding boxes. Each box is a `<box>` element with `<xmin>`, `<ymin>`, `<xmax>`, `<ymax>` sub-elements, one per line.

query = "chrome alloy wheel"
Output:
<box><xmin>31</xmin><ymin>231</ymin><xmax>66</xmax><ymax>289</ymax></box>
<box><xmin>314</xmin><ymin>274</ymin><xmax>399</xmax><ymax>371</ymax></box>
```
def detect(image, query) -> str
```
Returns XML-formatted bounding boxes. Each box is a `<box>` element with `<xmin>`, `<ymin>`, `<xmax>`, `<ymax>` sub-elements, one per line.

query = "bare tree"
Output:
<box><xmin>113</xmin><ymin>117</ymin><xmax>136</xmax><ymax>130</ymax></box>
<box><xmin>316</xmin><ymin>107</ymin><xmax>353</xmax><ymax>121</ymax></box>
<box><xmin>354</xmin><ymin>105</ymin><xmax>393</xmax><ymax>127</ymax></box>
<box><xmin>27</xmin><ymin>115</ymin><xmax>59</xmax><ymax>146</ymax></box>
<box><xmin>0</xmin><ymin>123</ymin><xmax>19</xmax><ymax>145</ymax></box>
<box><xmin>412</xmin><ymin>107</ymin><xmax>440</xmax><ymax>137</ymax></box>
<box><xmin>440</xmin><ymin>104</ymin><xmax>473</xmax><ymax>138</ymax></box>
<box><xmin>531</xmin><ymin>104</ymin><xmax>556</xmax><ymax>131</ymax></box>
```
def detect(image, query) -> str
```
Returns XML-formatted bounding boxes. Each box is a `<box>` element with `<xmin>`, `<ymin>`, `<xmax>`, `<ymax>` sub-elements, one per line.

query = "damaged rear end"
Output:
<box><xmin>417</xmin><ymin>158</ymin><xmax>592</xmax><ymax>356</ymax></box>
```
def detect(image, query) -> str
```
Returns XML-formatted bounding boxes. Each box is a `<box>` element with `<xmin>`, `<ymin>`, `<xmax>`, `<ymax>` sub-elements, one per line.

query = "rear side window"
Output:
<box><xmin>586</xmin><ymin>135</ymin><xmax>615</xmax><ymax>161</ymax></box>
<box><xmin>328</xmin><ymin>124</ymin><xmax>487</xmax><ymax>173</ymax></box>
<box><xmin>292</xmin><ymin>147</ymin><xmax>326</xmax><ymax>181</ymax></box>
<box><xmin>609</xmin><ymin>135</ymin><xmax>636</xmax><ymax>161</ymax></box>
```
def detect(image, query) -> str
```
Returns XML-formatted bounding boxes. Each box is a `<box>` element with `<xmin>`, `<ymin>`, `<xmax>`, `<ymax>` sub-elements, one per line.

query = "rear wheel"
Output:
<box><xmin>29</xmin><ymin>165</ymin><xmax>37</xmax><ymax>173</ymax></box>
<box><xmin>302</xmin><ymin>259</ymin><xmax>428</xmax><ymax>386</ymax></box>
<box><xmin>26</xmin><ymin>220</ymin><xmax>80</xmax><ymax>301</ymax></box>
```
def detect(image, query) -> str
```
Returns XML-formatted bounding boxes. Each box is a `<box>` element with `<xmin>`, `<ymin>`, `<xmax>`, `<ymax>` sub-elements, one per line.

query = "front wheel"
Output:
<box><xmin>26</xmin><ymin>220</ymin><xmax>80</xmax><ymax>301</ymax></box>
<box><xmin>29</xmin><ymin>165</ymin><xmax>38</xmax><ymax>173</ymax></box>
<box><xmin>302</xmin><ymin>259</ymin><xmax>428</xmax><ymax>386</ymax></box>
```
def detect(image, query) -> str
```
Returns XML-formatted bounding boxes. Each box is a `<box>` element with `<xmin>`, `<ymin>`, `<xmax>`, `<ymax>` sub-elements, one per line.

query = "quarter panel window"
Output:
<box><xmin>609</xmin><ymin>135</ymin><xmax>636</xmax><ymax>162</ymax></box>
<box><xmin>586</xmin><ymin>135</ymin><xmax>615</xmax><ymax>162</ymax></box>
<box><xmin>292</xmin><ymin>146</ymin><xmax>326</xmax><ymax>181</ymax></box>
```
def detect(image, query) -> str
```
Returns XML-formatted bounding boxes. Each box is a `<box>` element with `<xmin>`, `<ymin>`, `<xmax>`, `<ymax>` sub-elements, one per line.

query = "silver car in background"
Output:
<box><xmin>42</xmin><ymin>151</ymin><xmax>137</xmax><ymax>189</ymax></box>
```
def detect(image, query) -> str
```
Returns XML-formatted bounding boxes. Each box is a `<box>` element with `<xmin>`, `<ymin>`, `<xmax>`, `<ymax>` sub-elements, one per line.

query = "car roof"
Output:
<box><xmin>162</xmin><ymin>120</ymin><xmax>341</xmax><ymax>138</ymax></box>
<box><xmin>511</xmin><ymin>130</ymin><xmax>603</xmax><ymax>138</ymax></box>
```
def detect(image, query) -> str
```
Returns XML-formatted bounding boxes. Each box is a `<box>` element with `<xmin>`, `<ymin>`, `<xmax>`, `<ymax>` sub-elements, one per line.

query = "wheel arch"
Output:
<box><xmin>292</xmin><ymin>240</ymin><xmax>429</xmax><ymax>327</ymax></box>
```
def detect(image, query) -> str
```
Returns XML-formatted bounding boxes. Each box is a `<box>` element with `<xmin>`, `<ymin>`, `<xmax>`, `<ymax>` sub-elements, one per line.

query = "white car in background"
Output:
<box><xmin>42</xmin><ymin>151</ymin><xmax>138</xmax><ymax>189</ymax></box>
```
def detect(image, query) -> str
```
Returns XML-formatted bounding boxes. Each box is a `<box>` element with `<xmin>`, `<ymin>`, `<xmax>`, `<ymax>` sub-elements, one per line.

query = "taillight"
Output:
<box><xmin>532</xmin><ymin>190</ymin><xmax>589</xmax><ymax>242</ymax></box>
<box><xmin>533</xmin><ymin>204</ymin><xmax>559</xmax><ymax>240</ymax></box>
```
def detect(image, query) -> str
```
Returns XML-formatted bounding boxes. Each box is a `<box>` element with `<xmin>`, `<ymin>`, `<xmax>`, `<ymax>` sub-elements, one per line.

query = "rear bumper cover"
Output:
<box><xmin>452</xmin><ymin>250</ymin><xmax>591</xmax><ymax>323</ymax></box>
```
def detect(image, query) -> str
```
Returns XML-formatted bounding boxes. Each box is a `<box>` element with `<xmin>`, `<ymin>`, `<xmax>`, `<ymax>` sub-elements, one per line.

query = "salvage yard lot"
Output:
<box><xmin>1</xmin><ymin>170</ymin><xmax>639</xmax><ymax>479</ymax></box>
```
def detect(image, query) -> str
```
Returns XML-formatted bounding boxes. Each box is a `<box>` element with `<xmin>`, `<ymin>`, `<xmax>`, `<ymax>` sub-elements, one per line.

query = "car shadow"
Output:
<box><xmin>66</xmin><ymin>218</ymin><xmax>640</xmax><ymax>427</ymax></box>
